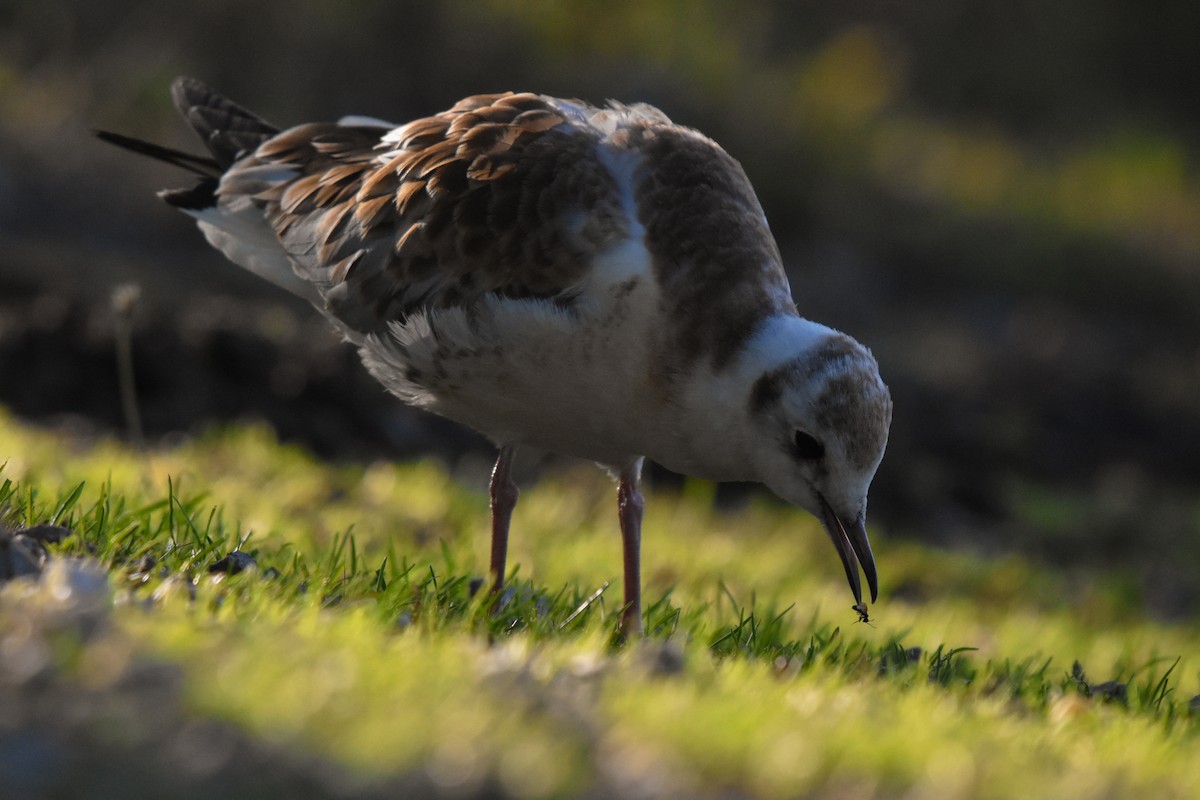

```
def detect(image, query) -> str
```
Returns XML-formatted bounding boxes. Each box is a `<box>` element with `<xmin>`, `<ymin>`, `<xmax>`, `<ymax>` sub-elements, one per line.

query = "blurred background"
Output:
<box><xmin>2</xmin><ymin>0</ymin><xmax>1198</xmax><ymax>617</ymax></box>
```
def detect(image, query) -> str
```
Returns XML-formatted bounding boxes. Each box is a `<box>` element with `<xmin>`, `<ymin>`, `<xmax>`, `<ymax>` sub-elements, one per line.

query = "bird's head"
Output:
<box><xmin>747</xmin><ymin>331</ymin><xmax>892</xmax><ymax>608</ymax></box>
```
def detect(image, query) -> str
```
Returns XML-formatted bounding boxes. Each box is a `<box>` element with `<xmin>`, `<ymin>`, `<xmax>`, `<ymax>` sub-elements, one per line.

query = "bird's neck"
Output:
<box><xmin>734</xmin><ymin>313</ymin><xmax>839</xmax><ymax>377</ymax></box>
<box><xmin>656</xmin><ymin>313</ymin><xmax>835</xmax><ymax>481</ymax></box>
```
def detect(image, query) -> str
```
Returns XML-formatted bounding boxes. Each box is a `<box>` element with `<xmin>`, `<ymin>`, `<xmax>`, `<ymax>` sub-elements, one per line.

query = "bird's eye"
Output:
<box><xmin>793</xmin><ymin>430</ymin><xmax>825</xmax><ymax>460</ymax></box>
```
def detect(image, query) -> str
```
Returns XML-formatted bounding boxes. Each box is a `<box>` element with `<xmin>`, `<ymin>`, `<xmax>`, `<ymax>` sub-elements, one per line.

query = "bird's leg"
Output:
<box><xmin>488</xmin><ymin>445</ymin><xmax>519</xmax><ymax>598</ymax></box>
<box><xmin>617</xmin><ymin>458</ymin><xmax>646</xmax><ymax>638</ymax></box>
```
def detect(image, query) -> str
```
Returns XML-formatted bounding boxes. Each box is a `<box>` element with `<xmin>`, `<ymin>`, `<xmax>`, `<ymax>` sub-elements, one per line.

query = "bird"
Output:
<box><xmin>97</xmin><ymin>77</ymin><xmax>892</xmax><ymax>636</ymax></box>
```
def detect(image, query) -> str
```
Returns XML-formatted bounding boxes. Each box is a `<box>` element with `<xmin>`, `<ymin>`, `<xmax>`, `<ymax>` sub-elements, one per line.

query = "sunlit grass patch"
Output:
<box><xmin>2</xmin><ymin>407</ymin><xmax>1199</xmax><ymax>799</ymax></box>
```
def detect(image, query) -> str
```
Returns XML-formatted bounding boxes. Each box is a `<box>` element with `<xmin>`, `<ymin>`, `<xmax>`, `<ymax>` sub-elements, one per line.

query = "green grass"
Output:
<box><xmin>2</xmin><ymin>406</ymin><xmax>1199</xmax><ymax>798</ymax></box>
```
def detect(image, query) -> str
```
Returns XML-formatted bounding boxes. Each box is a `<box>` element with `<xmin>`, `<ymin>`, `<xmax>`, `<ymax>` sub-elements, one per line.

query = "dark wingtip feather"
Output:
<box><xmin>95</xmin><ymin>129</ymin><xmax>220</xmax><ymax>210</ymax></box>
<box><xmin>94</xmin><ymin>129</ymin><xmax>220</xmax><ymax>177</ymax></box>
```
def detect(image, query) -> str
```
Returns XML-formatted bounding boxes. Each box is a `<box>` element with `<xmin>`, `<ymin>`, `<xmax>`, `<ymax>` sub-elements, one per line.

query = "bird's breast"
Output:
<box><xmin>359</xmin><ymin>254</ymin><xmax>675</xmax><ymax>467</ymax></box>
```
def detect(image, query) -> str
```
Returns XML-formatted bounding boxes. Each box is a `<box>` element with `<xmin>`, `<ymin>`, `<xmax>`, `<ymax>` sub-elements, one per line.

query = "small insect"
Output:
<box><xmin>852</xmin><ymin>602</ymin><xmax>872</xmax><ymax>625</ymax></box>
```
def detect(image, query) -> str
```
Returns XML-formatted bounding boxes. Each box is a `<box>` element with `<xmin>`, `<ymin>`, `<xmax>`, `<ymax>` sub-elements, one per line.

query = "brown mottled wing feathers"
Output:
<box><xmin>631</xmin><ymin>126</ymin><xmax>794</xmax><ymax>369</ymax></box>
<box><xmin>222</xmin><ymin>93</ymin><xmax>629</xmax><ymax>334</ymax></box>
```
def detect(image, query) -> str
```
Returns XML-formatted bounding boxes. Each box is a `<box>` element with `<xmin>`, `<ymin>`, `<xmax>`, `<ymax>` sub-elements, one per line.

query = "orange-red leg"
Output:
<box><xmin>617</xmin><ymin>458</ymin><xmax>645</xmax><ymax>637</ymax></box>
<box><xmin>488</xmin><ymin>446</ymin><xmax>519</xmax><ymax>596</ymax></box>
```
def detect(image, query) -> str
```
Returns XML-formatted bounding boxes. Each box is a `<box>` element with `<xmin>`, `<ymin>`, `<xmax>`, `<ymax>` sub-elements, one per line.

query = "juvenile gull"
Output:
<box><xmin>98</xmin><ymin>78</ymin><xmax>893</xmax><ymax>635</ymax></box>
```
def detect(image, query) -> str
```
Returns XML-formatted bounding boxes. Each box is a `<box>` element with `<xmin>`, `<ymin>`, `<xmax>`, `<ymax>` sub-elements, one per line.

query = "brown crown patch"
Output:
<box><xmin>749</xmin><ymin>336</ymin><xmax>892</xmax><ymax>472</ymax></box>
<box><xmin>811</xmin><ymin>347</ymin><xmax>892</xmax><ymax>472</ymax></box>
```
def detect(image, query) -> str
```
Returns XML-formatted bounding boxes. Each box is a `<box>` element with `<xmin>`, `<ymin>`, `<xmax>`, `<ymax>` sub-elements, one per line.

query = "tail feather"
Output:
<box><xmin>96</xmin><ymin>77</ymin><xmax>282</xmax><ymax>209</ymax></box>
<box><xmin>93</xmin><ymin>128</ymin><xmax>221</xmax><ymax>209</ymax></box>
<box><xmin>93</xmin><ymin>129</ymin><xmax>220</xmax><ymax>176</ymax></box>
<box><xmin>97</xmin><ymin>77</ymin><xmax>319</xmax><ymax>302</ymax></box>
<box><xmin>170</xmin><ymin>77</ymin><xmax>279</xmax><ymax>166</ymax></box>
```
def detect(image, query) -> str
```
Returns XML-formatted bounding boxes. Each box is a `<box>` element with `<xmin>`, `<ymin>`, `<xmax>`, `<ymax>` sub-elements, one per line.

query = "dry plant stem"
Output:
<box><xmin>617</xmin><ymin>458</ymin><xmax>645</xmax><ymax>637</ymax></box>
<box><xmin>112</xmin><ymin>285</ymin><xmax>144</xmax><ymax>448</ymax></box>
<box><xmin>488</xmin><ymin>445</ymin><xmax>518</xmax><ymax>599</ymax></box>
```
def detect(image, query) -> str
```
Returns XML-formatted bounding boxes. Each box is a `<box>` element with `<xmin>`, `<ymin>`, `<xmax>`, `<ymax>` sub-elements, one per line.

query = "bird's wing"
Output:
<box><xmin>209</xmin><ymin>91</ymin><xmax>639</xmax><ymax>334</ymax></box>
<box><xmin>106</xmin><ymin>78</ymin><xmax>795</xmax><ymax>355</ymax></box>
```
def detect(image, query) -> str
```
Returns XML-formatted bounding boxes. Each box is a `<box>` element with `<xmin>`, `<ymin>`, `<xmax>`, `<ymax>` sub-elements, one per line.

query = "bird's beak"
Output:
<box><xmin>817</xmin><ymin>496</ymin><xmax>878</xmax><ymax>606</ymax></box>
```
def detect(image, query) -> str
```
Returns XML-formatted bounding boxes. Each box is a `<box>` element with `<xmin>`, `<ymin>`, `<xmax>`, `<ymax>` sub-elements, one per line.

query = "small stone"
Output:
<box><xmin>42</xmin><ymin>558</ymin><xmax>110</xmax><ymax>612</ymax></box>
<box><xmin>208</xmin><ymin>551</ymin><xmax>256</xmax><ymax>575</ymax></box>
<box><xmin>641</xmin><ymin>640</ymin><xmax>686</xmax><ymax>676</ymax></box>
<box><xmin>0</xmin><ymin>530</ymin><xmax>46</xmax><ymax>581</ymax></box>
<box><xmin>128</xmin><ymin>554</ymin><xmax>158</xmax><ymax>583</ymax></box>
<box><xmin>19</xmin><ymin>524</ymin><xmax>73</xmax><ymax>545</ymax></box>
<box><xmin>1091</xmin><ymin>681</ymin><xmax>1127</xmax><ymax>704</ymax></box>
<box><xmin>131</xmin><ymin>554</ymin><xmax>157</xmax><ymax>573</ymax></box>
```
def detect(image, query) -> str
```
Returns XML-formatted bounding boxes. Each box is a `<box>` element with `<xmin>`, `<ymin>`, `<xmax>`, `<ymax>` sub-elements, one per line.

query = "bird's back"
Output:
<box><xmin>165</xmin><ymin>80</ymin><xmax>795</xmax><ymax>353</ymax></box>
